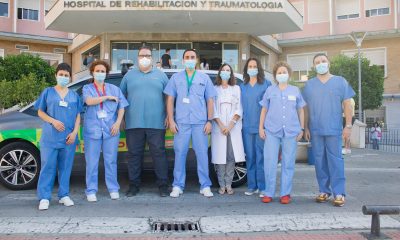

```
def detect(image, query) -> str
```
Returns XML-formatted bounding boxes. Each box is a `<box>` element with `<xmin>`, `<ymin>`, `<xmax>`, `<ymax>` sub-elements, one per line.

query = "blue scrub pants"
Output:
<box><xmin>311</xmin><ymin>135</ymin><xmax>345</xmax><ymax>196</ymax></box>
<box><xmin>172</xmin><ymin>124</ymin><xmax>211</xmax><ymax>190</ymax></box>
<box><xmin>84</xmin><ymin>135</ymin><xmax>120</xmax><ymax>195</ymax></box>
<box><xmin>37</xmin><ymin>144</ymin><xmax>76</xmax><ymax>200</ymax></box>
<box><xmin>242</xmin><ymin>131</ymin><xmax>265</xmax><ymax>192</ymax></box>
<box><xmin>264</xmin><ymin>134</ymin><xmax>297</xmax><ymax>197</ymax></box>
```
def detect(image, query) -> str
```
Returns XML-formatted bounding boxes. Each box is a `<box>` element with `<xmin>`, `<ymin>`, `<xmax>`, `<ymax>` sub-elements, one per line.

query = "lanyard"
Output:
<box><xmin>93</xmin><ymin>83</ymin><xmax>106</xmax><ymax>109</ymax></box>
<box><xmin>185</xmin><ymin>70</ymin><xmax>196</xmax><ymax>95</ymax></box>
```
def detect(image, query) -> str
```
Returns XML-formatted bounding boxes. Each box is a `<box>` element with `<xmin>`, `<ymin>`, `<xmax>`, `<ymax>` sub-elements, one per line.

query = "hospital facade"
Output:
<box><xmin>0</xmin><ymin>0</ymin><xmax>399</xmax><ymax>128</ymax></box>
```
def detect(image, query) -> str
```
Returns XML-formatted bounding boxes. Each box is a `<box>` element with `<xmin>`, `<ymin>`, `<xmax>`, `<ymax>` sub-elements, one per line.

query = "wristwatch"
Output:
<box><xmin>345</xmin><ymin>124</ymin><xmax>352</xmax><ymax>129</ymax></box>
<box><xmin>207</xmin><ymin>120</ymin><xmax>212</xmax><ymax>124</ymax></box>
<box><xmin>301</xmin><ymin>128</ymin><xmax>305</xmax><ymax>132</ymax></box>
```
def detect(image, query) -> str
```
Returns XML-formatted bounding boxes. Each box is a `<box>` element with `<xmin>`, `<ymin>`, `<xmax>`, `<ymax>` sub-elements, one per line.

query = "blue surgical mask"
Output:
<box><xmin>315</xmin><ymin>62</ymin><xmax>329</xmax><ymax>75</ymax></box>
<box><xmin>220</xmin><ymin>70</ymin><xmax>231</xmax><ymax>81</ymax></box>
<box><xmin>94</xmin><ymin>72</ymin><xmax>106</xmax><ymax>83</ymax></box>
<box><xmin>56</xmin><ymin>76</ymin><xmax>69</xmax><ymax>87</ymax></box>
<box><xmin>184</xmin><ymin>60</ymin><xmax>197</xmax><ymax>70</ymax></box>
<box><xmin>247</xmin><ymin>68</ymin><xmax>258</xmax><ymax>77</ymax></box>
<box><xmin>276</xmin><ymin>73</ymin><xmax>289</xmax><ymax>83</ymax></box>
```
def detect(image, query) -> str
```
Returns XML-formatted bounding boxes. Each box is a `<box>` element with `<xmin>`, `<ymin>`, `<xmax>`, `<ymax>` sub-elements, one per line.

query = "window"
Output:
<box><xmin>291</xmin><ymin>1</ymin><xmax>304</xmax><ymax>17</ymax></box>
<box><xmin>0</xmin><ymin>0</ymin><xmax>8</xmax><ymax>17</ymax></box>
<box><xmin>17</xmin><ymin>8</ymin><xmax>39</xmax><ymax>20</ymax></box>
<box><xmin>308</xmin><ymin>0</ymin><xmax>329</xmax><ymax>23</ymax></box>
<box><xmin>287</xmin><ymin>52</ymin><xmax>326</xmax><ymax>81</ymax></box>
<box><xmin>342</xmin><ymin>48</ymin><xmax>387</xmax><ymax>77</ymax></box>
<box><xmin>0</xmin><ymin>49</ymin><xmax>4</xmax><ymax>58</ymax></box>
<box><xmin>366</xmin><ymin>8</ymin><xmax>390</xmax><ymax>17</ymax></box>
<box><xmin>15</xmin><ymin>44</ymin><xmax>29</xmax><ymax>50</ymax></box>
<box><xmin>336</xmin><ymin>0</ymin><xmax>360</xmax><ymax>20</ymax></box>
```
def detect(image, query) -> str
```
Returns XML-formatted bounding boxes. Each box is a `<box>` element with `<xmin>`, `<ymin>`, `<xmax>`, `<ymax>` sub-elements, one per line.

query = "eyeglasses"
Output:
<box><xmin>139</xmin><ymin>55</ymin><xmax>152</xmax><ymax>58</ymax></box>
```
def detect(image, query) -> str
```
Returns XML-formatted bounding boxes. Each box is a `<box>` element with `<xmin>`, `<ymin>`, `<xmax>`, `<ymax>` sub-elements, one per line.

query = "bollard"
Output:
<box><xmin>362</xmin><ymin>205</ymin><xmax>400</xmax><ymax>239</ymax></box>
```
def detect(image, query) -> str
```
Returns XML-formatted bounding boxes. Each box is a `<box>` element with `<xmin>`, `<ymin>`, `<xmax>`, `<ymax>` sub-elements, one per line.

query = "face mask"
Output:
<box><xmin>247</xmin><ymin>68</ymin><xmax>258</xmax><ymax>77</ymax></box>
<box><xmin>184</xmin><ymin>59</ymin><xmax>197</xmax><ymax>70</ymax></box>
<box><xmin>56</xmin><ymin>76</ymin><xmax>69</xmax><ymax>87</ymax></box>
<box><xmin>220</xmin><ymin>70</ymin><xmax>231</xmax><ymax>81</ymax></box>
<box><xmin>139</xmin><ymin>57</ymin><xmax>152</xmax><ymax>68</ymax></box>
<box><xmin>276</xmin><ymin>73</ymin><xmax>289</xmax><ymax>83</ymax></box>
<box><xmin>315</xmin><ymin>62</ymin><xmax>329</xmax><ymax>75</ymax></box>
<box><xmin>94</xmin><ymin>72</ymin><xmax>106</xmax><ymax>83</ymax></box>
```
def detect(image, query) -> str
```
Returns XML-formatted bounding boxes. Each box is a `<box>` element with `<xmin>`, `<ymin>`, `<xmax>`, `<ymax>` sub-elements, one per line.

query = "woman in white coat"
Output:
<box><xmin>211</xmin><ymin>64</ymin><xmax>246</xmax><ymax>195</ymax></box>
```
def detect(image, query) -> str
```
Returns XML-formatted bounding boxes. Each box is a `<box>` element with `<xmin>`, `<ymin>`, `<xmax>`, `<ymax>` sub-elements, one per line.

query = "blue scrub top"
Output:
<box><xmin>240</xmin><ymin>79</ymin><xmax>271</xmax><ymax>134</ymax></box>
<box><xmin>83</xmin><ymin>83</ymin><xmax>129</xmax><ymax>140</ymax></box>
<box><xmin>34</xmin><ymin>87</ymin><xmax>82</xmax><ymax>148</ymax></box>
<box><xmin>259</xmin><ymin>84</ymin><xmax>306</xmax><ymax>138</ymax></box>
<box><xmin>163</xmin><ymin>70</ymin><xmax>217</xmax><ymax>125</ymax></box>
<box><xmin>120</xmin><ymin>68</ymin><xmax>169</xmax><ymax>130</ymax></box>
<box><xmin>302</xmin><ymin>75</ymin><xmax>355</xmax><ymax>136</ymax></box>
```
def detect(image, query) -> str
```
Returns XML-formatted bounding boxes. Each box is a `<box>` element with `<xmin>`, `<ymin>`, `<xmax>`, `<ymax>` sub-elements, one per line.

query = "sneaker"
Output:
<box><xmin>262</xmin><ymin>196</ymin><xmax>272</xmax><ymax>203</ymax></box>
<box><xmin>333</xmin><ymin>195</ymin><xmax>345</xmax><ymax>207</ymax></box>
<box><xmin>342</xmin><ymin>148</ymin><xmax>347</xmax><ymax>155</ymax></box>
<box><xmin>38</xmin><ymin>199</ymin><xmax>49</xmax><ymax>210</ymax></box>
<box><xmin>159</xmin><ymin>185</ymin><xmax>169</xmax><ymax>197</ymax></box>
<box><xmin>218</xmin><ymin>187</ymin><xmax>225</xmax><ymax>195</ymax></box>
<box><xmin>259</xmin><ymin>193</ymin><xmax>265</xmax><ymax>198</ymax></box>
<box><xmin>200</xmin><ymin>187</ymin><xmax>214</xmax><ymax>197</ymax></box>
<box><xmin>59</xmin><ymin>196</ymin><xmax>74</xmax><ymax>207</ymax></box>
<box><xmin>244</xmin><ymin>189</ymin><xmax>259</xmax><ymax>196</ymax></box>
<box><xmin>170</xmin><ymin>186</ymin><xmax>183</xmax><ymax>198</ymax></box>
<box><xmin>315</xmin><ymin>193</ymin><xmax>330</xmax><ymax>203</ymax></box>
<box><xmin>226</xmin><ymin>186</ymin><xmax>234</xmax><ymax>195</ymax></box>
<box><xmin>126</xmin><ymin>185</ymin><xmax>140</xmax><ymax>197</ymax></box>
<box><xmin>280</xmin><ymin>195</ymin><xmax>291</xmax><ymax>204</ymax></box>
<box><xmin>110</xmin><ymin>192</ymin><xmax>120</xmax><ymax>200</ymax></box>
<box><xmin>86</xmin><ymin>194</ymin><xmax>97</xmax><ymax>202</ymax></box>
<box><xmin>347</xmin><ymin>149</ymin><xmax>352</xmax><ymax>154</ymax></box>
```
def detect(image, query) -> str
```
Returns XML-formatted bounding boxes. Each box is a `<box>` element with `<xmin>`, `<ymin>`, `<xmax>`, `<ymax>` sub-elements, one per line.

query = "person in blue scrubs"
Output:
<box><xmin>83</xmin><ymin>60</ymin><xmax>128</xmax><ymax>202</ymax></box>
<box><xmin>35</xmin><ymin>63</ymin><xmax>82</xmax><ymax>210</ymax></box>
<box><xmin>164</xmin><ymin>49</ymin><xmax>217</xmax><ymax>198</ymax></box>
<box><xmin>303</xmin><ymin>53</ymin><xmax>355</xmax><ymax>207</ymax></box>
<box><xmin>259</xmin><ymin>61</ymin><xmax>306</xmax><ymax>204</ymax></box>
<box><xmin>240</xmin><ymin>58</ymin><xmax>271</xmax><ymax>197</ymax></box>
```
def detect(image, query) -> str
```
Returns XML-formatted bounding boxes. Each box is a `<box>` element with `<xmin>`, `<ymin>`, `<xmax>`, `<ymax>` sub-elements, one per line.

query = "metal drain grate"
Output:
<box><xmin>152</xmin><ymin>221</ymin><xmax>200</xmax><ymax>232</ymax></box>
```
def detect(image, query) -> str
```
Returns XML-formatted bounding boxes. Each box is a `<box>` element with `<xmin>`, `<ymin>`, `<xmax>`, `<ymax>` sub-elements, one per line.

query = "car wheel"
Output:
<box><xmin>208</xmin><ymin>147</ymin><xmax>247</xmax><ymax>188</ymax></box>
<box><xmin>0</xmin><ymin>142</ymin><xmax>40</xmax><ymax>190</ymax></box>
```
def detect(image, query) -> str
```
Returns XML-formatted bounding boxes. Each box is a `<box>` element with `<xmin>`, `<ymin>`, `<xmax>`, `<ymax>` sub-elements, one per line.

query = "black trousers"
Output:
<box><xmin>126</xmin><ymin>128</ymin><xmax>168</xmax><ymax>187</ymax></box>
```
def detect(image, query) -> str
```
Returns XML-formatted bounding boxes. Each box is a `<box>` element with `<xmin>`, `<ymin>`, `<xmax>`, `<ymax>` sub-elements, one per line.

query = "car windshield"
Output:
<box><xmin>22</xmin><ymin>71</ymin><xmax>243</xmax><ymax>116</ymax></box>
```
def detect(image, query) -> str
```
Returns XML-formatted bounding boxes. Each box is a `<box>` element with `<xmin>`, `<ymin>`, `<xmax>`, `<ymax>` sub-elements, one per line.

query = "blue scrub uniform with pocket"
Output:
<box><xmin>34</xmin><ymin>87</ymin><xmax>82</xmax><ymax>201</ymax></box>
<box><xmin>163</xmin><ymin>70</ymin><xmax>217</xmax><ymax>190</ymax></box>
<box><xmin>82</xmin><ymin>83</ymin><xmax>128</xmax><ymax>195</ymax></box>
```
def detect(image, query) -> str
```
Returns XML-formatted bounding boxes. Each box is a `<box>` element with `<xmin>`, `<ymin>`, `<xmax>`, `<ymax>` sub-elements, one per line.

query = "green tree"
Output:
<box><xmin>0</xmin><ymin>73</ymin><xmax>49</xmax><ymax>109</ymax></box>
<box><xmin>308</xmin><ymin>54</ymin><xmax>384</xmax><ymax>110</ymax></box>
<box><xmin>0</xmin><ymin>53</ymin><xmax>55</xmax><ymax>84</ymax></box>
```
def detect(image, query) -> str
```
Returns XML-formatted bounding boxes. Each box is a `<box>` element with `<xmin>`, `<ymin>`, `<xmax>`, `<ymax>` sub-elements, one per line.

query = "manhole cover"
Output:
<box><xmin>152</xmin><ymin>221</ymin><xmax>200</xmax><ymax>233</ymax></box>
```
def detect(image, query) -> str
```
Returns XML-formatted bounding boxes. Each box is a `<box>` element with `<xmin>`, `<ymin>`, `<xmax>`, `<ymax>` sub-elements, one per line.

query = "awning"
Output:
<box><xmin>45</xmin><ymin>0</ymin><xmax>303</xmax><ymax>35</ymax></box>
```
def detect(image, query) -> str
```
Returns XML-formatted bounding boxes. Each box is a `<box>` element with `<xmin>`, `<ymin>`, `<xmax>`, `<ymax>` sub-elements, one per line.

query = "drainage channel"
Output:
<box><xmin>152</xmin><ymin>221</ymin><xmax>200</xmax><ymax>233</ymax></box>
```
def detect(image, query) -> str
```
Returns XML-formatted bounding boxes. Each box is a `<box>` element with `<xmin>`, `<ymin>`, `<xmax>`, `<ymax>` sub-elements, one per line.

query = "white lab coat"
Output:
<box><xmin>211</xmin><ymin>85</ymin><xmax>246</xmax><ymax>164</ymax></box>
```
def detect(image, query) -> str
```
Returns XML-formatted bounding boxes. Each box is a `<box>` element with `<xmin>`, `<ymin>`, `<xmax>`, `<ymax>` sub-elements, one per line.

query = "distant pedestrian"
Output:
<box><xmin>370</xmin><ymin>122</ymin><xmax>382</xmax><ymax>150</ymax></box>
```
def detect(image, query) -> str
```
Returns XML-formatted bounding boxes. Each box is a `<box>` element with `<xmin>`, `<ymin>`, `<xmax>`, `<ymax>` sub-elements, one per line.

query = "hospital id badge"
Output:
<box><xmin>288</xmin><ymin>95</ymin><xmax>296</xmax><ymax>101</ymax></box>
<box><xmin>182</xmin><ymin>97</ymin><xmax>190</xmax><ymax>104</ymax></box>
<box><xmin>59</xmin><ymin>101</ymin><xmax>68</xmax><ymax>107</ymax></box>
<box><xmin>97</xmin><ymin>110</ymin><xmax>107</xmax><ymax>119</ymax></box>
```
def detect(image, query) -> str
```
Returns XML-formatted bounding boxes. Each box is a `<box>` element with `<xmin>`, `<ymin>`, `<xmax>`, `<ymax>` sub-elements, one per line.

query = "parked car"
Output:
<box><xmin>0</xmin><ymin>69</ymin><xmax>248</xmax><ymax>190</ymax></box>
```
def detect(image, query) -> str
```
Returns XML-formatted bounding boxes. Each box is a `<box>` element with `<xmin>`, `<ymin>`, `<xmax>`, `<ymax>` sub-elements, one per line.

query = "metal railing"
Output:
<box><xmin>365</xmin><ymin>128</ymin><xmax>400</xmax><ymax>153</ymax></box>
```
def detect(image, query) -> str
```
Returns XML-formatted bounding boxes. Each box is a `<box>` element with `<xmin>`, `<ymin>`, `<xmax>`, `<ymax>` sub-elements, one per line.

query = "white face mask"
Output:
<box><xmin>276</xmin><ymin>73</ymin><xmax>289</xmax><ymax>83</ymax></box>
<box><xmin>139</xmin><ymin>57</ymin><xmax>152</xmax><ymax>68</ymax></box>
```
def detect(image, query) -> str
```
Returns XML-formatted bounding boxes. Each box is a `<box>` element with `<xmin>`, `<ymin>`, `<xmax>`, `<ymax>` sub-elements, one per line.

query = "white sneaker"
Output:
<box><xmin>59</xmin><ymin>196</ymin><xmax>74</xmax><ymax>207</ymax></box>
<box><xmin>38</xmin><ymin>199</ymin><xmax>49</xmax><ymax>210</ymax></box>
<box><xmin>86</xmin><ymin>194</ymin><xmax>97</xmax><ymax>202</ymax></box>
<box><xmin>110</xmin><ymin>192</ymin><xmax>120</xmax><ymax>200</ymax></box>
<box><xmin>342</xmin><ymin>148</ymin><xmax>347</xmax><ymax>155</ymax></box>
<box><xmin>200</xmin><ymin>187</ymin><xmax>214</xmax><ymax>197</ymax></box>
<box><xmin>244</xmin><ymin>189</ymin><xmax>259</xmax><ymax>196</ymax></box>
<box><xmin>347</xmin><ymin>149</ymin><xmax>352</xmax><ymax>154</ymax></box>
<box><xmin>259</xmin><ymin>193</ymin><xmax>265</xmax><ymax>198</ymax></box>
<box><xmin>170</xmin><ymin>187</ymin><xmax>183</xmax><ymax>198</ymax></box>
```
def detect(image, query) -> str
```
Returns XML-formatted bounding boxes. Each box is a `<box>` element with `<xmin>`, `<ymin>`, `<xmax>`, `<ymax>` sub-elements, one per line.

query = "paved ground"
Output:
<box><xmin>0</xmin><ymin>149</ymin><xmax>399</xmax><ymax>238</ymax></box>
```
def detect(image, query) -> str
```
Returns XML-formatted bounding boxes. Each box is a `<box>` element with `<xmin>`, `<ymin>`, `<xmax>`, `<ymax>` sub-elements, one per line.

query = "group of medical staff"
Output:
<box><xmin>35</xmin><ymin>48</ymin><xmax>354</xmax><ymax>210</ymax></box>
